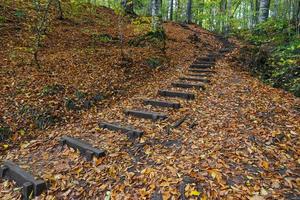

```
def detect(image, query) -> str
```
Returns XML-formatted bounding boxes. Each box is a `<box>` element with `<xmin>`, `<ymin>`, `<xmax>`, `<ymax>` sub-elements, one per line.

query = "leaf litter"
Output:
<box><xmin>0</xmin><ymin>5</ymin><xmax>299</xmax><ymax>200</ymax></box>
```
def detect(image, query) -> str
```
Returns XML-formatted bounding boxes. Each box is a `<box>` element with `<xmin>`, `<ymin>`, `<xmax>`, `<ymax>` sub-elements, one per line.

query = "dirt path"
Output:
<box><xmin>0</xmin><ymin>26</ymin><xmax>299</xmax><ymax>200</ymax></box>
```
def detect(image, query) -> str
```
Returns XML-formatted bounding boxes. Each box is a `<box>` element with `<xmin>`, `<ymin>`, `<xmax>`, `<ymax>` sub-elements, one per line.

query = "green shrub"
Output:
<box><xmin>15</xmin><ymin>9</ymin><xmax>26</xmax><ymax>19</ymax></box>
<box><xmin>0</xmin><ymin>127</ymin><xmax>12</xmax><ymax>141</ymax></box>
<box><xmin>234</xmin><ymin>19</ymin><xmax>299</xmax><ymax>97</ymax></box>
<box><xmin>41</xmin><ymin>84</ymin><xmax>64</xmax><ymax>96</ymax></box>
<box><xmin>145</xmin><ymin>57</ymin><xmax>161</xmax><ymax>68</ymax></box>
<box><xmin>0</xmin><ymin>15</ymin><xmax>5</xmax><ymax>24</ymax></box>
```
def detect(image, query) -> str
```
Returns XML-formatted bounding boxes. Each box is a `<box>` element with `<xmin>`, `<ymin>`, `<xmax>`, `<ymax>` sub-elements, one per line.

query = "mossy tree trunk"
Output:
<box><xmin>151</xmin><ymin>0</ymin><xmax>163</xmax><ymax>32</ymax></box>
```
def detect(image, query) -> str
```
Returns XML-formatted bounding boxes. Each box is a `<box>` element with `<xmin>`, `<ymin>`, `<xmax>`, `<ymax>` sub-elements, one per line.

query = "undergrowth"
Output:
<box><xmin>234</xmin><ymin>19</ymin><xmax>300</xmax><ymax>97</ymax></box>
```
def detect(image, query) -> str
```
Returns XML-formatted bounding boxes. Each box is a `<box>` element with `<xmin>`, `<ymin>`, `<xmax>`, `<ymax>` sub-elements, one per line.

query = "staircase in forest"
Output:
<box><xmin>0</xmin><ymin>46</ymin><xmax>232</xmax><ymax>199</ymax></box>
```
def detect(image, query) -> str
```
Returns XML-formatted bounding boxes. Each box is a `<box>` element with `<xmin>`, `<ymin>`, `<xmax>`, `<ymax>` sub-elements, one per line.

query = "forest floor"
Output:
<box><xmin>1</xmin><ymin>3</ymin><xmax>300</xmax><ymax>200</ymax></box>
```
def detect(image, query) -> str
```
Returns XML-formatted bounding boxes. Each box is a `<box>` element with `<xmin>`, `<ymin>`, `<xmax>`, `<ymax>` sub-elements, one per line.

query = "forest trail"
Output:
<box><xmin>0</xmin><ymin>5</ymin><xmax>300</xmax><ymax>199</ymax></box>
<box><xmin>1</xmin><ymin>25</ymin><xmax>299</xmax><ymax>199</ymax></box>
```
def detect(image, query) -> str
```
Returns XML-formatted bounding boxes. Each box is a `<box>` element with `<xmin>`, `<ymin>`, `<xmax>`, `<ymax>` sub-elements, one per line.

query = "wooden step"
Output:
<box><xmin>143</xmin><ymin>99</ymin><xmax>181</xmax><ymax>109</ymax></box>
<box><xmin>60</xmin><ymin>136</ymin><xmax>106</xmax><ymax>161</ymax></box>
<box><xmin>190</xmin><ymin>64</ymin><xmax>212</xmax><ymax>69</ymax></box>
<box><xmin>0</xmin><ymin>161</ymin><xmax>47</xmax><ymax>199</ymax></box>
<box><xmin>179</xmin><ymin>77</ymin><xmax>210</xmax><ymax>83</ymax></box>
<box><xmin>193</xmin><ymin>61</ymin><xmax>215</xmax><ymax>65</ymax></box>
<box><xmin>171</xmin><ymin>82</ymin><xmax>205</xmax><ymax>90</ymax></box>
<box><xmin>196</xmin><ymin>56</ymin><xmax>216</xmax><ymax>62</ymax></box>
<box><xmin>158</xmin><ymin>90</ymin><xmax>195</xmax><ymax>100</ymax></box>
<box><xmin>186</xmin><ymin>73</ymin><xmax>212</xmax><ymax>77</ymax></box>
<box><xmin>188</xmin><ymin>69</ymin><xmax>215</xmax><ymax>73</ymax></box>
<box><xmin>124</xmin><ymin>109</ymin><xmax>168</xmax><ymax>121</ymax></box>
<box><xmin>219</xmin><ymin>48</ymin><xmax>230</xmax><ymax>53</ymax></box>
<box><xmin>99</xmin><ymin>122</ymin><xmax>143</xmax><ymax>138</ymax></box>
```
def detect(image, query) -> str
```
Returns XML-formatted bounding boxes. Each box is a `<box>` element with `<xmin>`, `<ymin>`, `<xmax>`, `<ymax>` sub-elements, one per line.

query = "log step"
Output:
<box><xmin>99</xmin><ymin>122</ymin><xmax>143</xmax><ymax>138</ymax></box>
<box><xmin>158</xmin><ymin>90</ymin><xmax>195</xmax><ymax>100</ymax></box>
<box><xmin>171</xmin><ymin>82</ymin><xmax>205</xmax><ymax>90</ymax></box>
<box><xmin>220</xmin><ymin>48</ymin><xmax>230</xmax><ymax>53</ymax></box>
<box><xmin>190</xmin><ymin>64</ymin><xmax>213</xmax><ymax>69</ymax></box>
<box><xmin>193</xmin><ymin>61</ymin><xmax>215</xmax><ymax>65</ymax></box>
<box><xmin>143</xmin><ymin>99</ymin><xmax>181</xmax><ymax>109</ymax></box>
<box><xmin>196</xmin><ymin>56</ymin><xmax>216</xmax><ymax>62</ymax></box>
<box><xmin>179</xmin><ymin>77</ymin><xmax>210</xmax><ymax>83</ymax></box>
<box><xmin>60</xmin><ymin>136</ymin><xmax>105</xmax><ymax>161</ymax></box>
<box><xmin>124</xmin><ymin>109</ymin><xmax>168</xmax><ymax>121</ymax></box>
<box><xmin>186</xmin><ymin>73</ymin><xmax>212</xmax><ymax>77</ymax></box>
<box><xmin>188</xmin><ymin>69</ymin><xmax>215</xmax><ymax>73</ymax></box>
<box><xmin>0</xmin><ymin>161</ymin><xmax>47</xmax><ymax>199</ymax></box>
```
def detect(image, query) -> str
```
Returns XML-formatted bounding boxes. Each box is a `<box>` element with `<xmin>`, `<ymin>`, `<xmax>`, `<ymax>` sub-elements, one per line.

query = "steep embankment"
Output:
<box><xmin>0</xmin><ymin>4</ymin><xmax>221</xmax><ymax>150</ymax></box>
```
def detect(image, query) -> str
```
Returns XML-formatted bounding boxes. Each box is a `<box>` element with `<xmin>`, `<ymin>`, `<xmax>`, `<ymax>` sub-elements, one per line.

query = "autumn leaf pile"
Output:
<box><xmin>0</xmin><ymin>3</ymin><xmax>213</xmax><ymax>148</ymax></box>
<box><xmin>1</xmin><ymin>3</ymin><xmax>300</xmax><ymax>200</ymax></box>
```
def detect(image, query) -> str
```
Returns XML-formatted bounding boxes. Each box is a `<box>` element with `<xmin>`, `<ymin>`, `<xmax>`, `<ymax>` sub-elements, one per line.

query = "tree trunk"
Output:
<box><xmin>186</xmin><ymin>0</ymin><xmax>192</xmax><ymax>23</ymax></box>
<box><xmin>273</xmin><ymin>0</ymin><xmax>280</xmax><ymax>18</ymax></box>
<box><xmin>169</xmin><ymin>0</ymin><xmax>174</xmax><ymax>20</ymax></box>
<box><xmin>226</xmin><ymin>0</ymin><xmax>232</xmax><ymax>34</ymax></box>
<box><xmin>250</xmin><ymin>0</ymin><xmax>256</xmax><ymax>27</ymax></box>
<box><xmin>219</xmin><ymin>0</ymin><xmax>226</xmax><ymax>33</ymax></box>
<box><xmin>151</xmin><ymin>0</ymin><xmax>162</xmax><ymax>32</ymax></box>
<box><xmin>55</xmin><ymin>0</ymin><xmax>63</xmax><ymax>20</ymax></box>
<box><xmin>259</xmin><ymin>0</ymin><xmax>270</xmax><ymax>22</ymax></box>
<box><xmin>292</xmin><ymin>0</ymin><xmax>300</xmax><ymax>22</ymax></box>
<box><xmin>255</xmin><ymin>0</ymin><xmax>260</xmax><ymax>24</ymax></box>
<box><xmin>199</xmin><ymin>0</ymin><xmax>204</xmax><ymax>27</ymax></box>
<box><xmin>121</xmin><ymin>0</ymin><xmax>136</xmax><ymax>16</ymax></box>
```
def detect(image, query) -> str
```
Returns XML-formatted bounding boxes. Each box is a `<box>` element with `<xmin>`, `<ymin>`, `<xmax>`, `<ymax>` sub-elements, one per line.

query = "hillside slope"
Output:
<box><xmin>0</xmin><ymin>3</ymin><xmax>221</xmax><ymax>148</ymax></box>
<box><xmin>0</xmin><ymin>3</ymin><xmax>299</xmax><ymax>200</ymax></box>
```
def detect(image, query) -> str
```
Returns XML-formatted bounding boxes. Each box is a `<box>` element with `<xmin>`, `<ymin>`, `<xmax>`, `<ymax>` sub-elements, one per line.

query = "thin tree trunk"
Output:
<box><xmin>151</xmin><ymin>0</ymin><xmax>162</xmax><ymax>31</ymax></box>
<box><xmin>121</xmin><ymin>0</ymin><xmax>136</xmax><ymax>16</ymax></box>
<box><xmin>226</xmin><ymin>0</ymin><xmax>232</xmax><ymax>34</ymax></box>
<box><xmin>55</xmin><ymin>0</ymin><xmax>63</xmax><ymax>20</ymax></box>
<box><xmin>34</xmin><ymin>0</ymin><xmax>52</xmax><ymax>67</ymax></box>
<box><xmin>169</xmin><ymin>0</ymin><xmax>174</xmax><ymax>20</ymax></box>
<box><xmin>250</xmin><ymin>0</ymin><xmax>255</xmax><ymax>27</ymax></box>
<box><xmin>174</xmin><ymin>0</ymin><xmax>179</xmax><ymax>21</ymax></box>
<box><xmin>219</xmin><ymin>0</ymin><xmax>226</xmax><ymax>33</ymax></box>
<box><xmin>273</xmin><ymin>0</ymin><xmax>280</xmax><ymax>18</ymax></box>
<box><xmin>259</xmin><ymin>0</ymin><xmax>270</xmax><ymax>22</ymax></box>
<box><xmin>255</xmin><ymin>0</ymin><xmax>260</xmax><ymax>24</ymax></box>
<box><xmin>186</xmin><ymin>0</ymin><xmax>192</xmax><ymax>23</ymax></box>
<box><xmin>292</xmin><ymin>0</ymin><xmax>300</xmax><ymax>22</ymax></box>
<box><xmin>198</xmin><ymin>0</ymin><xmax>204</xmax><ymax>27</ymax></box>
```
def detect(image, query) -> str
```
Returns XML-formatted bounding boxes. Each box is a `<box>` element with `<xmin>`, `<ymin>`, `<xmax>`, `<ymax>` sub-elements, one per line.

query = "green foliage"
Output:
<box><xmin>128</xmin><ymin>30</ymin><xmax>166</xmax><ymax>47</ymax></box>
<box><xmin>250</xmin><ymin>20</ymin><xmax>290</xmax><ymax>45</ymax></box>
<box><xmin>267</xmin><ymin>38</ymin><xmax>300</xmax><ymax>96</ymax></box>
<box><xmin>0</xmin><ymin>126</ymin><xmax>12</xmax><ymax>141</ymax></box>
<box><xmin>18</xmin><ymin>104</ymin><xmax>59</xmax><ymax>129</ymax></box>
<box><xmin>65</xmin><ymin>90</ymin><xmax>105</xmax><ymax>111</ymax></box>
<box><xmin>41</xmin><ymin>84</ymin><xmax>64</xmax><ymax>96</ymax></box>
<box><xmin>14</xmin><ymin>9</ymin><xmax>26</xmax><ymax>19</ymax></box>
<box><xmin>0</xmin><ymin>15</ymin><xmax>5</xmax><ymax>24</ymax></box>
<box><xmin>238</xmin><ymin>19</ymin><xmax>300</xmax><ymax>97</ymax></box>
<box><xmin>65</xmin><ymin>98</ymin><xmax>77</xmax><ymax>110</ymax></box>
<box><xmin>131</xmin><ymin>16</ymin><xmax>152</xmax><ymax>34</ymax></box>
<box><xmin>90</xmin><ymin>33</ymin><xmax>119</xmax><ymax>45</ymax></box>
<box><xmin>35</xmin><ymin>112</ymin><xmax>59</xmax><ymax>129</ymax></box>
<box><xmin>145</xmin><ymin>57</ymin><xmax>162</xmax><ymax>68</ymax></box>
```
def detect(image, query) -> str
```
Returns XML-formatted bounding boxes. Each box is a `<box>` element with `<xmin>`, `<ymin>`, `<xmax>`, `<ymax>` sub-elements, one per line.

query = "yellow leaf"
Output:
<box><xmin>141</xmin><ymin>167</ymin><xmax>155</xmax><ymax>174</ymax></box>
<box><xmin>190</xmin><ymin>190</ymin><xmax>200</xmax><ymax>196</ymax></box>
<box><xmin>19</xmin><ymin>129</ymin><xmax>25</xmax><ymax>136</ymax></box>
<box><xmin>3</xmin><ymin>144</ymin><xmax>9</xmax><ymax>149</ymax></box>
<box><xmin>76</xmin><ymin>168</ymin><xmax>83</xmax><ymax>176</ymax></box>
<box><xmin>261</xmin><ymin>161</ymin><xmax>269</xmax><ymax>170</ymax></box>
<box><xmin>208</xmin><ymin>169</ymin><xmax>222</xmax><ymax>182</ymax></box>
<box><xmin>201</xmin><ymin>194</ymin><xmax>207</xmax><ymax>200</ymax></box>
